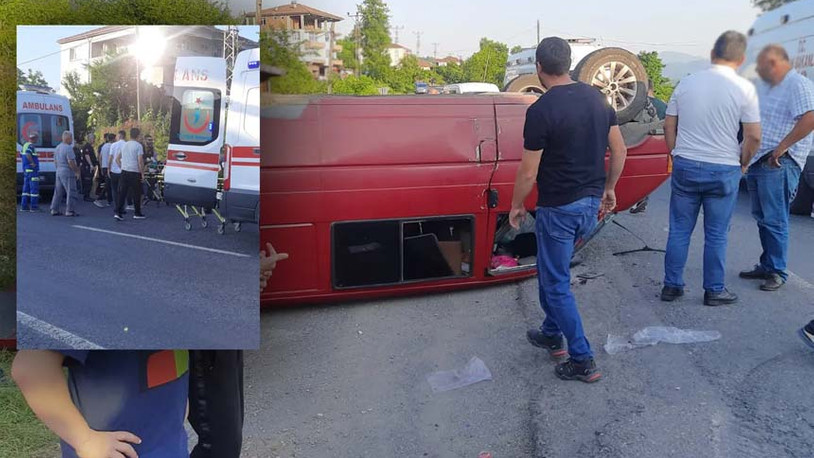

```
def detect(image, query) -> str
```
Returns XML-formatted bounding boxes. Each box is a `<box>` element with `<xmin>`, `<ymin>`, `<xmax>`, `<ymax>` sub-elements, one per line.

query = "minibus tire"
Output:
<box><xmin>503</xmin><ymin>74</ymin><xmax>545</xmax><ymax>94</ymax></box>
<box><xmin>573</xmin><ymin>48</ymin><xmax>648</xmax><ymax>124</ymax></box>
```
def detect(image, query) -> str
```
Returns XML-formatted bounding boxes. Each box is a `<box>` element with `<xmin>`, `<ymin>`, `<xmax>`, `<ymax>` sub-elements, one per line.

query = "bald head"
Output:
<box><xmin>757</xmin><ymin>44</ymin><xmax>792</xmax><ymax>85</ymax></box>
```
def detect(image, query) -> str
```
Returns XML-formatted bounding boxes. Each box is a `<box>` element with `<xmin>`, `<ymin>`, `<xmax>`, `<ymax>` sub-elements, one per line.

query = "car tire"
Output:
<box><xmin>572</xmin><ymin>48</ymin><xmax>649</xmax><ymax>124</ymax></box>
<box><xmin>503</xmin><ymin>74</ymin><xmax>546</xmax><ymax>94</ymax></box>
<box><xmin>790</xmin><ymin>175</ymin><xmax>814</xmax><ymax>215</ymax></box>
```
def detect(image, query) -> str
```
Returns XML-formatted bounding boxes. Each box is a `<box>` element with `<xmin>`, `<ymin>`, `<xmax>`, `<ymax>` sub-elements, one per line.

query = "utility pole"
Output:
<box><xmin>348</xmin><ymin>10</ymin><xmax>363</xmax><ymax>77</ymax></box>
<box><xmin>432</xmin><ymin>42</ymin><xmax>439</xmax><ymax>60</ymax></box>
<box><xmin>536</xmin><ymin>19</ymin><xmax>540</xmax><ymax>44</ymax></box>
<box><xmin>413</xmin><ymin>30</ymin><xmax>423</xmax><ymax>57</ymax></box>
<box><xmin>223</xmin><ymin>25</ymin><xmax>238</xmax><ymax>97</ymax></box>
<box><xmin>391</xmin><ymin>25</ymin><xmax>404</xmax><ymax>44</ymax></box>
<box><xmin>256</xmin><ymin>0</ymin><xmax>262</xmax><ymax>26</ymax></box>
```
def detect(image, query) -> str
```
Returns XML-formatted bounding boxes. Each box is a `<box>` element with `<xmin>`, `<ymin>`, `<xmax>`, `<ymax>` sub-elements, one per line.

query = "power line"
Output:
<box><xmin>18</xmin><ymin>48</ymin><xmax>64</xmax><ymax>66</ymax></box>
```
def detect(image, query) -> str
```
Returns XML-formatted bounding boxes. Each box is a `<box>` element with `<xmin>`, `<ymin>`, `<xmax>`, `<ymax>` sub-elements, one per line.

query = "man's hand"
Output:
<box><xmin>601</xmin><ymin>189</ymin><xmax>617</xmax><ymax>214</ymax></box>
<box><xmin>74</xmin><ymin>430</ymin><xmax>141</xmax><ymax>458</ymax></box>
<box><xmin>509</xmin><ymin>206</ymin><xmax>527</xmax><ymax>230</ymax></box>
<box><xmin>770</xmin><ymin>149</ymin><xmax>787</xmax><ymax>168</ymax></box>
<box><xmin>260</xmin><ymin>243</ymin><xmax>288</xmax><ymax>291</ymax></box>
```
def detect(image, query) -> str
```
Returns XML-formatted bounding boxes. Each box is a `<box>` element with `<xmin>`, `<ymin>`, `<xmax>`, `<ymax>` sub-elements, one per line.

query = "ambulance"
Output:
<box><xmin>16</xmin><ymin>88</ymin><xmax>74</xmax><ymax>190</ymax></box>
<box><xmin>164</xmin><ymin>48</ymin><xmax>260</xmax><ymax>233</ymax></box>
<box><xmin>740</xmin><ymin>0</ymin><xmax>814</xmax><ymax>215</ymax></box>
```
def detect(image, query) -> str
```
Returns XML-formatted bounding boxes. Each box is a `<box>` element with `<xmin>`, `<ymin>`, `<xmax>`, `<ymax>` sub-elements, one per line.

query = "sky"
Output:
<box><xmin>16</xmin><ymin>25</ymin><xmax>259</xmax><ymax>91</ymax></box>
<box><xmin>261</xmin><ymin>0</ymin><xmax>762</xmax><ymax>60</ymax></box>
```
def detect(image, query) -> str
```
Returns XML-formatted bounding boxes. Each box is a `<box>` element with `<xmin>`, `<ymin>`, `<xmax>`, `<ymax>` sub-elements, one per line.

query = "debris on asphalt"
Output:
<box><xmin>426</xmin><ymin>356</ymin><xmax>492</xmax><ymax>393</ymax></box>
<box><xmin>604</xmin><ymin>326</ymin><xmax>722</xmax><ymax>355</ymax></box>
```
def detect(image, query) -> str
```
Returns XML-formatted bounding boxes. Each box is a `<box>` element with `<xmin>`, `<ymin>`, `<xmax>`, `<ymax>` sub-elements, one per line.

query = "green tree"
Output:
<box><xmin>638</xmin><ymin>51</ymin><xmax>674</xmax><ymax>102</ymax></box>
<box><xmin>337</xmin><ymin>35</ymin><xmax>359</xmax><ymax>73</ymax></box>
<box><xmin>62</xmin><ymin>71</ymin><xmax>92</xmax><ymax>137</ymax></box>
<box><xmin>261</xmin><ymin>29</ymin><xmax>324</xmax><ymax>94</ymax></box>
<box><xmin>752</xmin><ymin>0</ymin><xmax>797</xmax><ymax>11</ymax></box>
<box><xmin>332</xmin><ymin>75</ymin><xmax>381</xmax><ymax>95</ymax></box>
<box><xmin>16</xmin><ymin>68</ymin><xmax>50</xmax><ymax>88</ymax></box>
<box><xmin>381</xmin><ymin>55</ymin><xmax>444</xmax><ymax>93</ymax></box>
<box><xmin>436</xmin><ymin>62</ymin><xmax>465</xmax><ymax>84</ymax></box>
<box><xmin>463</xmin><ymin>38</ymin><xmax>509</xmax><ymax>86</ymax></box>
<box><xmin>510</xmin><ymin>45</ymin><xmax>523</xmax><ymax>54</ymax></box>
<box><xmin>357</xmin><ymin>0</ymin><xmax>391</xmax><ymax>80</ymax></box>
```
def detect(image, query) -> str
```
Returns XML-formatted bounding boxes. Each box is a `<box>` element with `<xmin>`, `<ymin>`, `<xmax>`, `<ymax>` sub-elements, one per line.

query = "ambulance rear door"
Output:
<box><xmin>222</xmin><ymin>48</ymin><xmax>260</xmax><ymax>223</ymax></box>
<box><xmin>164</xmin><ymin>57</ymin><xmax>227</xmax><ymax>208</ymax></box>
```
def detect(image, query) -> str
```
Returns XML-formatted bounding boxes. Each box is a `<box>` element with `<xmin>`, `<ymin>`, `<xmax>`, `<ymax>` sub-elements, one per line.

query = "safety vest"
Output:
<box><xmin>21</xmin><ymin>142</ymin><xmax>39</xmax><ymax>172</ymax></box>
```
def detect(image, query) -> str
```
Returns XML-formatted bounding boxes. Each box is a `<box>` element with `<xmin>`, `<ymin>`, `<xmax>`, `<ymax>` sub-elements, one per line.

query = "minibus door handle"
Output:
<box><xmin>253</xmin><ymin>148</ymin><xmax>261</xmax><ymax>155</ymax></box>
<box><xmin>174</xmin><ymin>152</ymin><xmax>187</xmax><ymax>161</ymax></box>
<box><xmin>477</xmin><ymin>138</ymin><xmax>497</xmax><ymax>162</ymax></box>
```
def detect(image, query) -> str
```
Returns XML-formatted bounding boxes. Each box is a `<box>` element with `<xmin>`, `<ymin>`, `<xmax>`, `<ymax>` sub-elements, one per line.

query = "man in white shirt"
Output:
<box><xmin>661</xmin><ymin>31</ymin><xmax>762</xmax><ymax>307</ymax></box>
<box><xmin>114</xmin><ymin>127</ymin><xmax>146</xmax><ymax>220</ymax></box>
<box><xmin>108</xmin><ymin>130</ymin><xmax>126</xmax><ymax>213</ymax></box>
<box><xmin>93</xmin><ymin>133</ymin><xmax>113</xmax><ymax>208</ymax></box>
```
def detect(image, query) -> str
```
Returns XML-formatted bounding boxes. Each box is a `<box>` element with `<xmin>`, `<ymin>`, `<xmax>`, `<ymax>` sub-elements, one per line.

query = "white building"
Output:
<box><xmin>387</xmin><ymin>43</ymin><xmax>411</xmax><ymax>67</ymax></box>
<box><xmin>57</xmin><ymin>26</ymin><xmax>256</xmax><ymax>96</ymax></box>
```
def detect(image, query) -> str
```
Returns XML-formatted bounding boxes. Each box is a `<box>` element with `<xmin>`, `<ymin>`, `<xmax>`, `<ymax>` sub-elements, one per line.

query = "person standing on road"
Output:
<box><xmin>51</xmin><ymin>130</ymin><xmax>82</xmax><ymax>217</ymax></box>
<box><xmin>115</xmin><ymin>127</ymin><xmax>146</xmax><ymax>221</ymax></box>
<box><xmin>80</xmin><ymin>133</ymin><xmax>98</xmax><ymax>203</ymax></box>
<box><xmin>740</xmin><ymin>44</ymin><xmax>814</xmax><ymax>291</ymax></box>
<box><xmin>648</xmin><ymin>79</ymin><xmax>668</xmax><ymax>120</ymax></box>
<box><xmin>94</xmin><ymin>133</ymin><xmax>113</xmax><ymax>208</ymax></box>
<box><xmin>20</xmin><ymin>131</ymin><xmax>41</xmax><ymax>212</ymax></box>
<box><xmin>108</xmin><ymin>130</ymin><xmax>126</xmax><ymax>214</ymax></box>
<box><xmin>660</xmin><ymin>31</ymin><xmax>762</xmax><ymax>306</ymax></box>
<box><xmin>510</xmin><ymin>37</ymin><xmax>627</xmax><ymax>383</ymax></box>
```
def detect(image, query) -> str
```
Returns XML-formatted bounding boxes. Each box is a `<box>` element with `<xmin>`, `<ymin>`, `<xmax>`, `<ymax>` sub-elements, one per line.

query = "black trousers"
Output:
<box><xmin>116</xmin><ymin>170</ymin><xmax>142</xmax><ymax>215</ymax></box>
<box><xmin>188</xmin><ymin>350</ymin><xmax>244</xmax><ymax>458</ymax></box>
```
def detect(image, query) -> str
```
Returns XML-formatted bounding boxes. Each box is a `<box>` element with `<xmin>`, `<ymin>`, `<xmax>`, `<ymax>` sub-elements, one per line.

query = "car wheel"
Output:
<box><xmin>503</xmin><ymin>74</ymin><xmax>546</xmax><ymax>94</ymax></box>
<box><xmin>572</xmin><ymin>48</ymin><xmax>648</xmax><ymax>124</ymax></box>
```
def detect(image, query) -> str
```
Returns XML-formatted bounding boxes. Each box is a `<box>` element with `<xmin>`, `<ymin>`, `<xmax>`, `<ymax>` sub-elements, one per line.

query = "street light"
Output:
<box><xmin>130</xmin><ymin>27</ymin><xmax>166</xmax><ymax>121</ymax></box>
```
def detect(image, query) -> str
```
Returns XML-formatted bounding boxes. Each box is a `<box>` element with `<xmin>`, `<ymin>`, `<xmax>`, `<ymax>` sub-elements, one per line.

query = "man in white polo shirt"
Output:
<box><xmin>115</xmin><ymin>127</ymin><xmax>146</xmax><ymax>221</ymax></box>
<box><xmin>108</xmin><ymin>130</ymin><xmax>126</xmax><ymax>213</ymax></box>
<box><xmin>661</xmin><ymin>31</ymin><xmax>762</xmax><ymax>306</ymax></box>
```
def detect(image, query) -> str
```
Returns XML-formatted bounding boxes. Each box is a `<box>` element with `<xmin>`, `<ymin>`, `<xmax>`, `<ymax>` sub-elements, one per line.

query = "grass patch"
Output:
<box><xmin>0</xmin><ymin>350</ymin><xmax>59</xmax><ymax>458</ymax></box>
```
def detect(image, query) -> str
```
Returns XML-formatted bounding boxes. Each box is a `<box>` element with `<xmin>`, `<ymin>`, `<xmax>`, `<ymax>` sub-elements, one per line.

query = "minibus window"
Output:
<box><xmin>50</xmin><ymin>115</ymin><xmax>69</xmax><ymax>146</ymax></box>
<box><xmin>170</xmin><ymin>87</ymin><xmax>221</xmax><ymax>145</ymax></box>
<box><xmin>18</xmin><ymin>114</ymin><xmax>43</xmax><ymax>146</ymax></box>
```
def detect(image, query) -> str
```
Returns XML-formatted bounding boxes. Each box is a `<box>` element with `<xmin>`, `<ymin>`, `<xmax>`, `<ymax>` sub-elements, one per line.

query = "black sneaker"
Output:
<box><xmin>660</xmin><ymin>286</ymin><xmax>684</xmax><ymax>302</ymax></box>
<box><xmin>133</xmin><ymin>214</ymin><xmax>146</xmax><ymax>220</ymax></box>
<box><xmin>114</xmin><ymin>214</ymin><xmax>123</xmax><ymax>221</ymax></box>
<box><xmin>704</xmin><ymin>289</ymin><xmax>738</xmax><ymax>306</ymax></box>
<box><xmin>526</xmin><ymin>329</ymin><xmax>567</xmax><ymax>359</ymax></box>
<box><xmin>798</xmin><ymin>321</ymin><xmax>814</xmax><ymax>351</ymax></box>
<box><xmin>760</xmin><ymin>273</ymin><xmax>784</xmax><ymax>292</ymax></box>
<box><xmin>555</xmin><ymin>358</ymin><xmax>602</xmax><ymax>383</ymax></box>
<box><xmin>739</xmin><ymin>265</ymin><xmax>771</xmax><ymax>280</ymax></box>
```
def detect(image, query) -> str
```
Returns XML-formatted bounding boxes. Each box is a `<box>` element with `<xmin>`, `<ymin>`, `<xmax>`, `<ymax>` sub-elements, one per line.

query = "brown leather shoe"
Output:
<box><xmin>739</xmin><ymin>265</ymin><xmax>771</xmax><ymax>280</ymax></box>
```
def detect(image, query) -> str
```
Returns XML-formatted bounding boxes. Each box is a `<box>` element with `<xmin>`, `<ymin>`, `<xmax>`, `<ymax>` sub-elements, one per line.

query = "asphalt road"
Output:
<box><xmin>243</xmin><ymin>182</ymin><xmax>814</xmax><ymax>458</ymax></box>
<box><xmin>17</xmin><ymin>192</ymin><xmax>259</xmax><ymax>349</ymax></box>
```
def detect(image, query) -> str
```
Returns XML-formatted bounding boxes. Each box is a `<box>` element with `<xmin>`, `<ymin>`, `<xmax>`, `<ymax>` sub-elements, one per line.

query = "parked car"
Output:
<box><xmin>740</xmin><ymin>0</ymin><xmax>814</xmax><ymax>216</ymax></box>
<box><xmin>260</xmin><ymin>94</ymin><xmax>671</xmax><ymax>306</ymax></box>
<box><xmin>503</xmin><ymin>38</ymin><xmax>649</xmax><ymax>124</ymax></box>
<box><xmin>415</xmin><ymin>82</ymin><xmax>429</xmax><ymax>94</ymax></box>
<box><xmin>443</xmin><ymin>82</ymin><xmax>501</xmax><ymax>94</ymax></box>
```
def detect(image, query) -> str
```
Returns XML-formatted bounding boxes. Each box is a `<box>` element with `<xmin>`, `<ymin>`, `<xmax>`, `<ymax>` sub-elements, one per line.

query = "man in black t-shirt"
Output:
<box><xmin>80</xmin><ymin>133</ymin><xmax>98</xmax><ymax>202</ymax></box>
<box><xmin>510</xmin><ymin>37</ymin><xmax>627</xmax><ymax>383</ymax></box>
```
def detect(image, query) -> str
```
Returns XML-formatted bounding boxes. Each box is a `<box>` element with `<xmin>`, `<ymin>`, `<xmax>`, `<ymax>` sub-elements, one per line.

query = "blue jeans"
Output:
<box><xmin>664</xmin><ymin>156</ymin><xmax>741</xmax><ymax>293</ymax></box>
<box><xmin>535</xmin><ymin>196</ymin><xmax>600</xmax><ymax>362</ymax></box>
<box><xmin>746</xmin><ymin>155</ymin><xmax>802</xmax><ymax>282</ymax></box>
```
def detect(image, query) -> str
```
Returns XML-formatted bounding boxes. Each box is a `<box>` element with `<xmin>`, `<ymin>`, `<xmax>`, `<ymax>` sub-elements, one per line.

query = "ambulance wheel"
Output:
<box><xmin>184</xmin><ymin>221</ymin><xmax>191</xmax><ymax>231</ymax></box>
<box><xmin>233</xmin><ymin>222</ymin><xmax>242</xmax><ymax>232</ymax></box>
<box><xmin>217</xmin><ymin>223</ymin><xmax>226</xmax><ymax>235</ymax></box>
<box><xmin>202</xmin><ymin>219</ymin><xmax>208</xmax><ymax>228</ymax></box>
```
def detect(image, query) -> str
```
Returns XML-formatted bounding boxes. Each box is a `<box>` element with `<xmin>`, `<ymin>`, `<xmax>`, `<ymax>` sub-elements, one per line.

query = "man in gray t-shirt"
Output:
<box><xmin>51</xmin><ymin>131</ymin><xmax>82</xmax><ymax>216</ymax></box>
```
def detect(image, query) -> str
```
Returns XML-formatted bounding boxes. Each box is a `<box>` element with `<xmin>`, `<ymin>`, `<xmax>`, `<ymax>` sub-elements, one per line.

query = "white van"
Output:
<box><xmin>164</xmin><ymin>49</ymin><xmax>259</xmax><ymax>232</ymax></box>
<box><xmin>741</xmin><ymin>0</ymin><xmax>814</xmax><ymax>215</ymax></box>
<box><xmin>16</xmin><ymin>88</ymin><xmax>73</xmax><ymax>190</ymax></box>
<box><xmin>442</xmin><ymin>82</ymin><xmax>500</xmax><ymax>94</ymax></box>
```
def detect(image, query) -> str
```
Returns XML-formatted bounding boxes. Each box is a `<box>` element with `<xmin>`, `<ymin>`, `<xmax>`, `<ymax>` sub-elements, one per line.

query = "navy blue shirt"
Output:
<box><xmin>59</xmin><ymin>350</ymin><xmax>189</xmax><ymax>458</ymax></box>
<box><xmin>523</xmin><ymin>82</ymin><xmax>617</xmax><ymax>207</ymax></box>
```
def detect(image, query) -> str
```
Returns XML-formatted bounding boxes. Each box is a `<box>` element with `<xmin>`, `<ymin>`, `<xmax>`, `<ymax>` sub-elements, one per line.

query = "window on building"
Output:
<box><xmin>261</xmin><ymin>17</ymin><xmax>266</xmax><ymax>25</ymax></box>
<box><xmin>69</xmin><ymin>47</ymin><xmax>77</xmax><ymax>61</ymax></box>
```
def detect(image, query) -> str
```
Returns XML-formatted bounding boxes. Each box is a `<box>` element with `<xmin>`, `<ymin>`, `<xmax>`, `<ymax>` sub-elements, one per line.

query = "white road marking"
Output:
<box><xmin>788</xmin><ymin>271</ymin><xmax>814</xmax><ymax>290</ymax></box>
<box><xmin>17</xmin><ymin>311</ymin><xmax>105</xmax><ymax>349</ymax></box>
<box><xmin>71</xmin><ymin>225</ymin><xmax>251</xmax><ymax>258</ymax></box>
